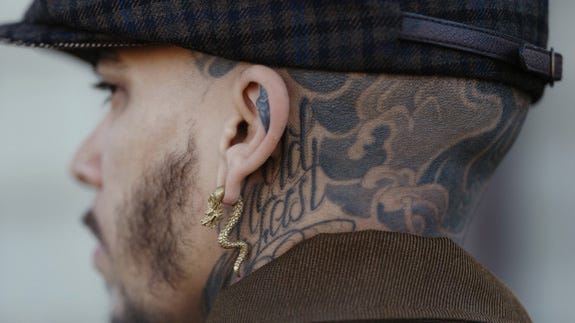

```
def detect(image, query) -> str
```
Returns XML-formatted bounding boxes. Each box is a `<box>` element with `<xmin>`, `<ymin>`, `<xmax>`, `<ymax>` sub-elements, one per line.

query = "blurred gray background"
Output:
<box><xmin>1</xmin><ymin>1</ymin><xmax>573</xmax><ymax>322</ymax></box>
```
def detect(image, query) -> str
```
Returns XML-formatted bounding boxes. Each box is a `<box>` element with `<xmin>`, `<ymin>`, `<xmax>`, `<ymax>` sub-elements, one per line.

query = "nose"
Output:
<box><xmin>70</xmin><ymin>121</ymin><xmax>105</xmax><ymax>189</ymax></box>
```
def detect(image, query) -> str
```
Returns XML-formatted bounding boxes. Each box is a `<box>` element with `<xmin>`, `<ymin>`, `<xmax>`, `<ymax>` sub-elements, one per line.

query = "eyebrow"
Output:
<box><xmin>94</xmin><ymin>50</ymin><xmax>127</xmax><ymax>72</ymax></box>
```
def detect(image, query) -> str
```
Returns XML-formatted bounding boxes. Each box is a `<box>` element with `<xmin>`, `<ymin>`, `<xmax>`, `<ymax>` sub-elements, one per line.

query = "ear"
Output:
<box><xmin>218</xmin><ymin>65</ymin><xmax>289</xmax><ymax>204</ymax></box>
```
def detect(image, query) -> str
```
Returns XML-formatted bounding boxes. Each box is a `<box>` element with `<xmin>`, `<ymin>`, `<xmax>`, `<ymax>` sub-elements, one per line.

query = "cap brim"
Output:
<box><xmin>0</xmin><ymin>22</ymin><xmax>149</xmax><ymax>63</ymax></box>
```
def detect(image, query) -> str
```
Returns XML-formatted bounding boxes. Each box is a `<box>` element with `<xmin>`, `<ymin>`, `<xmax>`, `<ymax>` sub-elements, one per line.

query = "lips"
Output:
<box><xmin>82</xmin><ymin>209</ymin><xmax>108</xmax><ymax>253</ymax></box>
<box><xmin>83</xmin><ymin>209</ymin><xmax>113</xmax><ymax>277</ymax></box>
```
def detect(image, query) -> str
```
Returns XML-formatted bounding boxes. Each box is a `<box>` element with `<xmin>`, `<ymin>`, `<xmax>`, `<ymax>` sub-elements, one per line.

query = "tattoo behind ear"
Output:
<box><xmin>256</xmin><ymin>87</ymin><xmax>271</xmax><ymax>132</ymax></box>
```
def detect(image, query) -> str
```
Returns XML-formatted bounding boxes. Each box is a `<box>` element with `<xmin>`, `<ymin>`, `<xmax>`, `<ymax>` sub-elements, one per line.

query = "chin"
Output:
<box><xmin>108</xmin><ymin>286</ymin><xmax>136</xmax><ymax>323</ymax></box>
<box><xmin>110</xmin><ymin>287</ymin><xmax>127</xmax><ymax>322</ymax></box>
<box><xmin>108</xmin><ymin>286</ymin><xmax>167</xmax><ymax>323</ymax></box>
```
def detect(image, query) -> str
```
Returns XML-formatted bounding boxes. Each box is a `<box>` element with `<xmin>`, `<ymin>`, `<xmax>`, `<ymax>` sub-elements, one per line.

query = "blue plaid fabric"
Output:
<box><xmin>0</xmin><ymin>0</ymin><xmax>551</xmax><ymax>101</ymax></box>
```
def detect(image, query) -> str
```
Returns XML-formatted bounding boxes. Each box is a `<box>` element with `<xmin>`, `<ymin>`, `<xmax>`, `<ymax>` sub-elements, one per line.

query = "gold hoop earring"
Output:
<box><xmin>200</xmin><ymin>186</ymin><xmax>249</xmax><ymax>276</ymax></box>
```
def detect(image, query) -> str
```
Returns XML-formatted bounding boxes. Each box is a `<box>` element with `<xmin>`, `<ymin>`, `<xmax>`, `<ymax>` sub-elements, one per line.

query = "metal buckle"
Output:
<box><xmin>550</xmin><ymin>47</ymin><xmax>555</xmax><ymax>86</ymax></box>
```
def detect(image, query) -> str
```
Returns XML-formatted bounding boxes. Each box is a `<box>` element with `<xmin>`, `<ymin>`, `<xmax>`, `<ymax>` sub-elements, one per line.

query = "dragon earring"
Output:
<box><xmin>200</xmin><ymin>186</ymin><xmax>249</xmax><ymax>276</ymax></box>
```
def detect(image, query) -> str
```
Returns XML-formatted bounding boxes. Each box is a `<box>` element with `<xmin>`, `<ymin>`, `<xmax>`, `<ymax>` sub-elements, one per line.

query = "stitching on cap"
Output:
<box><xmin>400</xmin><ymin>33</ymin><xmax>508</xmax><ymax>61</ymax></box>
<box><xmin>402</xmin><ymin>13</ymin><xmax>554</xmax><ymax>77</ymax></box>
<box><xmin>403</xmin><ymin>12</ymin><xmax>523</xmax><ymax>43</ymax></box>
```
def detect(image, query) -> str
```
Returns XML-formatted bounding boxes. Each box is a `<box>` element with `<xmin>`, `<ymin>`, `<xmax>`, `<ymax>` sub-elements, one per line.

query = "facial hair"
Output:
<box><xmin>112</xmin><ymin>140</ymin><xmax>198</xmax><ymax>323</ymax></box>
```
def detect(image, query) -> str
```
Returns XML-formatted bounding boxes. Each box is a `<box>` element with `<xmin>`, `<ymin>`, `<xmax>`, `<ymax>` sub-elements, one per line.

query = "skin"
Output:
<box><xmin>73</xmin><ymin>46</ymin><xmax>231</xmax><ymax>322</ymax></box>
<box><xmin>72</xmin><ymin>45</ymin><xmax>531</xmax><ymax>322</ymax></box>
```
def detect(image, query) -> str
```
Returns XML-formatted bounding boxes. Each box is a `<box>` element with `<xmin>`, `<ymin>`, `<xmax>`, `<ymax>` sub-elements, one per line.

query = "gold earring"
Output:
<box><xmin>201</xmin><ymin>186</ymin><xmax>249</xmax><ymax>276</ymax></box>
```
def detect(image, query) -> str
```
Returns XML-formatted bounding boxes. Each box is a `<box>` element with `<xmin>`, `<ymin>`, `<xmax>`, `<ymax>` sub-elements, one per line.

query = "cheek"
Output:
<box><xmin>95</xmin><ymin>113</ymin><xmax>188</xmax><ymax>255</ymax></box>
<box><xmin>95</xmin><ymin>111</ymin><xmax>155</xmax><ymax>270</ymax></box>
<box><xmin>94</xmin><ymin>79</ymin><xmax>216</xmax><ymax>260</ymax></box>
<box><xmin>98</xmin><ymin>95</ymin><xmax>162</xmax><ymax>204</ymax></box>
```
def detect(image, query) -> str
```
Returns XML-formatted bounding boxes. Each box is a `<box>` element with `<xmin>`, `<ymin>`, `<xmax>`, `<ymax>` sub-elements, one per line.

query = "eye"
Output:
<box><xmin>93</xmin><ymin>81</ymin><xmax>119</xmax><ymax>92</ymax></box>
<box><xmin>93</xmin><ymin>81</ymin><xmax>118</xmax><ymax>96</ymax></box>
<box><xmin>93</xmin><ymin>81</ymin><xmax>125</xmax><ymax>108</ymax></box>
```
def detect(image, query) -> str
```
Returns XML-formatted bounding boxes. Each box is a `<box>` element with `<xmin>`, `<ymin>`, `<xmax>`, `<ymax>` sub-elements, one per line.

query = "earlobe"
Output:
<box><xmin>219</xmin><ymin>65</ymin><xmax>289</xmax><ymax>204</ymax></box>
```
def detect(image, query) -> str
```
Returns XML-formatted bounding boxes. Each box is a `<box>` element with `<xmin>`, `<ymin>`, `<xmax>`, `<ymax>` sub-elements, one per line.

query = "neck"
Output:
<box><xmin>237</xmin><ymin>75</ymin><xmax>530</xmax><ymax>272</ymax></box>
<box><xmin>238</xmin><ymin>149</ymin><xmax>459</xmax><ymax>278</ymax></box>
<box><xmin>201</xmin><ymin>73</ymin><xmax>531</xmax><ymax>317</ymax></box>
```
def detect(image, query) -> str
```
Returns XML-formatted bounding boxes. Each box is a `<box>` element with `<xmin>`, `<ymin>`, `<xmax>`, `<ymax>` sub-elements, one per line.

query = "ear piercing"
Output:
<box><xmin>201</xmin><ymin>187</ymin><xmax>249</xmax><ymax>276</ymax></box>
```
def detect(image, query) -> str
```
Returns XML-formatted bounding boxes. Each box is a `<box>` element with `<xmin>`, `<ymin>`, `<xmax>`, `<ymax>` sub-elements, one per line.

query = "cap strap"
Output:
<box><xmin>400</xmin><ymin>12</ymin><xmax>563</xmax><ymax>84</ymax></box>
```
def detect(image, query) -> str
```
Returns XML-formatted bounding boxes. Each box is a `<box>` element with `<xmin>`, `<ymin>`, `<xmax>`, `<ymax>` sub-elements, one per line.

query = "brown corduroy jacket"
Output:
<box><xmin>207</xmin><ymin>231</ymin><xmax>530</xmax><ymax>323</ymax></box>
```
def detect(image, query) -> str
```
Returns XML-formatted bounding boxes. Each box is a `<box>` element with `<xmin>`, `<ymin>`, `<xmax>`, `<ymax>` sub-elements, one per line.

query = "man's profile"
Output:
<box><xmin>0</xmin><ymin>1</ymin><xmax>562</xmax><ymax>322</ymax></box>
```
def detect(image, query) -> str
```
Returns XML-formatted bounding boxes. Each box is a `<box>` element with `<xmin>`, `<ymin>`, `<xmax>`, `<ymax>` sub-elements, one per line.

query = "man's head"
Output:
<box><xmin>71</xmin><ymin>45</ymin><xmax>292</xmax><ymax>322</ymax></box>
<box><xmin>1</xmin><ymin>1</ymin><xmax>558</xmax><ymax>322</ymax></box>
<box><xmin>69</xmin><ymin>45</ymin><xmax>530</xmax><ymax>322</ymax></box>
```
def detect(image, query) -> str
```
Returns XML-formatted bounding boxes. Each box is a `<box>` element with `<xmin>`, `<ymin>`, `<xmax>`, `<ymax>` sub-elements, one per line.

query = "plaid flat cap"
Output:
<box><xmin>0</xmin><ymin>0</ymin><xmax>563</xmax><ymax>102</ymax></box>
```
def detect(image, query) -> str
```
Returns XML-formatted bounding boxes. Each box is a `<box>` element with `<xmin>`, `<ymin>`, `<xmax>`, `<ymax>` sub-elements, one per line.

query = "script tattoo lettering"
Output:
<box><xmin>242</xmin><ymin>72</ymin><xmax>528</xmax><ymax>269</ymax></box>
<box><xmin>241</xmin><ymin>103</ymin><xmax>357</xmax><ymax>271</ymax></box>
<box><xmin>202</xmin><ymin>63</ymin><xmax>530</xmax><ymax>310</ymax></box>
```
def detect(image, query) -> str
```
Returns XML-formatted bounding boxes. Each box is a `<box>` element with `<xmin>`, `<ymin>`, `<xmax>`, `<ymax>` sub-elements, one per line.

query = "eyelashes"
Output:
<box><xmin>93</xmin><ymin>81</ymin><xmax>118</xmax><ymax>94</ymax></box>
<box><xmin>93</xmin><ymin>81</ymin><xmax>119</xmax><ymax>105</ymax></box>
<box><xmin>93</xmin><ymin>81</ymin><xmax>118</xmax><ymax>93</ymax></box>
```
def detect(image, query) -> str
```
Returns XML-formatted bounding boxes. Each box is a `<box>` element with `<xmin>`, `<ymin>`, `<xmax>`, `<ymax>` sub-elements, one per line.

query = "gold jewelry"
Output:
<box><xmin>201</xmin><ymin>186</ymin><xmax>249</xmax><ymax>276</ymax></box>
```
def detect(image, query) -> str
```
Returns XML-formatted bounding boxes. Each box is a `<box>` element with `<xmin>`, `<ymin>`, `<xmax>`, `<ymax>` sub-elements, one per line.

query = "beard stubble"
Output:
<box><xmin>112</xmin><ymin>139</ymin><xmax>199</xmax><ymax>323</ymax></box>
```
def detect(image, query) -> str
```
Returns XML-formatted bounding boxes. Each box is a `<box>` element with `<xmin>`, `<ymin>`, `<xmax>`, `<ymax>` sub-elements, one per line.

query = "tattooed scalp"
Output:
<box><xmin>194</xmin><ymin>54</ymin><xmax>531</xmax><ymax>314</ymax></box>
<box><xmin>242</xmin><ymin>70</ymin><xmax>529</xmax><ymax>275</ymax></box>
